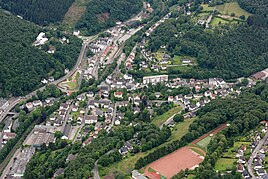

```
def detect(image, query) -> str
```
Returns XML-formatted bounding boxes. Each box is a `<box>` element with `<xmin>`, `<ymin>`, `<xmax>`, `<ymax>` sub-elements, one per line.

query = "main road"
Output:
<box><xmin>248</xmin><ymin>131</ymin><xmax>268</xmax><ymax>179</ymax></box>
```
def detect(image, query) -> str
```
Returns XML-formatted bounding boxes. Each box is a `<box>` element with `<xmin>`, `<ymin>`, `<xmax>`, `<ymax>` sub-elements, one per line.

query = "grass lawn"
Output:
<box><xmin>210</xmin><ymin>17</ymin><xmax>229</xmax><ymax>26</ymax></box>
<box><xmin>186</xmin><ymin>174</ymin><xmax>195</xmax><ymax>179</ymax></box>
<box><xmin>99</xmin><ymin>117</ymin><xmax>196</xmax><ymax>177</ymax></box>
<box><xmin>152</xmin><ymin>106</ymin><xmax>182</xmax><ymax>127</ymax></box>
<box><xmin>201</xmin><ymin>4</ymin><xmax>215</xmax><ymax>12</ymax></box>
<box><xmin>167</xmin><ymin>65</ymin><xmax>193</xmax><ymax>73</ymax></box>
<box><xmin>222</xmin><ymin>141</ymin><xmax>251</xmax><ymax>158</ymax></box>
<box><xmin>202</xmin><ymin>2</ymin><xmax>252</xmax><ymax>18</ymax></box>
<box><xmin>196</xmin><ymin>136</ymin><xmax>212</xmax><ymax>148</ymax></box>
<box><xmin>197</xmin><ymin>12</ymin><xmax>210</xmax><ymax>17</ymax></box>
<box><xmin>172</xmin><ymin>55</ymin><xmax>182</xmax><ymax>65</ymax></box>
<box><xmin>190</xmin><ymin>147</ymin><xmax>205</xmax><ymax>157</ymax></box>
<box><xmin>99</xmin><ymin>152</ymin><xmax>146</xmax><ymax>177</ymax></box>
<box><xmin>169</xmin><ymin>118</ymin><xmax>196</xmax><ymax>142</ymax></box>
<box><xmin>215</xmin><ymin>158</ymin><xmax>236</xmax><ymax>171</ymax></box>
<box><xmin>216</xmin><ymin>2</ymin><xmax>252</xmax><ymax>18</ymax></box>
<box><xmin>61</xmin><ymin>71</ymin><xmax>80</xmax><ymax>90</ymax></box>
<box><xmin>154</xmin><ymin>50</ymin><xmax>166</xmax><ymax>61</ymax></box>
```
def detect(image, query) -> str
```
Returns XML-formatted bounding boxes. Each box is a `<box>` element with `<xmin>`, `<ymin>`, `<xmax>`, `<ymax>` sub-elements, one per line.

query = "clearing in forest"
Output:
<box><xmin>63</xmin><ymin>0</ymin><xmax>90</xmax><ymax>29</ymax></box>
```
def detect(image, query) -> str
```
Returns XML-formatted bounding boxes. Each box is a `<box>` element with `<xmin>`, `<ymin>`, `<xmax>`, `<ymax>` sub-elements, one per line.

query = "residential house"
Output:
<box><xmin>237</xmin><ymin>163</ymin><xmax>244</xmax><ymax>173</ymax></box>
<box><xmin>114</xmin><ymin>91</ymin><xmax>123</xmax><ymax>99</ymax></box>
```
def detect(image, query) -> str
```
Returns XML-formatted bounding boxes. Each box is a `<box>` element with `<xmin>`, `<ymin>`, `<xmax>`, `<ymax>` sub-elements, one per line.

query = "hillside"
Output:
<box><xmin>75</xmin><ymin>0</ymin><xmax>143</xmax><ymax>35</ymax></box>
<box><xmin>144</xmin><ymin>1</ymin><xmax>268</xmax><ymax>80</ymax></box>
<box><xmin>0</xmin><ymin>11</ymin><xmax>81</xmax><ymax>97</ymax></box>
<box><xmin>0</xmin><ymin>0</ymin><xmax>74</xmax><ymax>25</ymax></box>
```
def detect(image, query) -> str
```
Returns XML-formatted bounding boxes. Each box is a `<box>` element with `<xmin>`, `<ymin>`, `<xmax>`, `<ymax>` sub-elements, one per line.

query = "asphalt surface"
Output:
<box><xmin>248</xmin><ymin>132</ymin><xmax>268</xmax><ymax>179</ymax></box>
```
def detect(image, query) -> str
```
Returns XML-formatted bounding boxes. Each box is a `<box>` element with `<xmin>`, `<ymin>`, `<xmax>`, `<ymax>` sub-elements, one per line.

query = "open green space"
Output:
<box><xmin>215</xmin><ymin>140</ymin><xmax>251</xmax><ymax>171</ymax></box>
<box><xmin>151</xmin><ymin>106</ymin><xmax>182</xmax><ymax>127</ymax></box>
<box><xmin>154</xmin><ymin>51</ymin><xmax>165</xmax><ymax>61</ymax></box>
<box><xmin>216</xmin><ymin>2</ymin><xmax>252</xmax><ymax>18</ymax></box>
<box><xmin>60</xmin><ymin>71</ymin><xmax>81</xmax><ymax>90</ymax></box>
<box><xmin>99</xmin><ymin>117</ymin><xmax>196</xmax><ymax>177</ymax></box>
<box><xmin>196</xmin><ymin>136</ymin><xmax>212</xmax><ymax>148</ymax></box>
<box><xmin>215</xmin><ymin>158</ymin><xmax>236</xmax><ymax>171</ymax></box>
<box><xmin>201</xmin><ymin>4</ymin><xmax>215</xmax><ymax>12</ymax></box>
<box><xmin>169</xmin><ymin>118</ymin><xmax>196</xmax><ymax>142</ymax></box>
<box><xmin>190</xmin><ymin>147</ymin><xmax>206</xmax><ymax>157</ymax></box>
<box><xmin>202</xmin><ymin>2</ymin><xmax>252</xmax><ymax>18</ymax></box>
<box><xmin>167</xmin><ymin>65</ymin><xmax>193</xmax><ymax>74</ymax></box>
<box><xmin>210</xmin><ymin>17</ymin><xmax>230</xmax><ymax>26</ymax></box>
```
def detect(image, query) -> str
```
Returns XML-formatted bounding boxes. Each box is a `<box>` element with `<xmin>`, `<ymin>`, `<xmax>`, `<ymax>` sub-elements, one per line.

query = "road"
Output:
<box><xmin>62</xmin><ymin>104</ymin><xmax>74</xmax><ymax>133</ymax></box>
<box><xmin>92</xmin><ymin>149</ymin><xmax>115</xmax><ymax>179</ymax></box>
<box><xmin>248</xmin><ymin>132</ymin><xmax>268</xmax><ymax>179</ymax></box>
<box><xmin>0</xmin><ymin>98</ymin><xmax>21</xmax><ymax>123</ymax></box>
<box><xmin>92</xmin><ymin>160</ymin><xmax>101</xmax><ymax>179</ymax></box>
<box><xmin>111</xmin><ymin>103</ymin><xmax>118</xmax><ymax>126</ymax></box>
<box><xmin>0</xmin><ymin>41</ymin><xmax>89</xmax><ymax>124</ymax></box>
<box><xmin>160</xmin><ymin>110</ymin><xmax>182</xmax><ymax>130</ymax></box>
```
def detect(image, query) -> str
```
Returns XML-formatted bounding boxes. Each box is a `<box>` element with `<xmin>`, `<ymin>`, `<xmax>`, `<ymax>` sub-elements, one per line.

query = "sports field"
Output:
<box><xmin>145</xmin><ymin>146</ymin><xmax>205</xmax><ymax>179</ymax></box>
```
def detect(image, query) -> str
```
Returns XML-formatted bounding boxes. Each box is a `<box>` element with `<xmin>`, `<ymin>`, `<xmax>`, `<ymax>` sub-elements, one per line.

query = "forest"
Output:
<box><xmin>144</xmin><ymin>0</ymin><xmax>268</xmax><ymax>80</ymax></box>
<box><xmin>75</xmin><ymin>0</ymin><xmax>143</xmax><ymax>35</ymax></box>
<box><xmin>0</xmin><ymin>12</ymin><xmax>81</xmax><ymax>97</ymax></box>
<box><xmin>0</xmin><ymin>0</ymin><xmax>74</xmax><ymax>25</ymax></box>
<box><xmin>147</xmin><ymin>16</ymin><xmax>268</xmax><ymax>80</ymax></box>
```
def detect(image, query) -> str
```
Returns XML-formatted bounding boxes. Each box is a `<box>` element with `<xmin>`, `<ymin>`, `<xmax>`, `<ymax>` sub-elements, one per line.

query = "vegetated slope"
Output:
<box><xmin>76</xmin><ymin>0</ymin><xmax>143</xmax><ymax>35</ymax></box>
<box><xmin>0</xmin><ymin>0</ymin><xmax>74</xmax><ymax>25</ymax></box>
<box><xmin>0</xmin><ymin>11</ymin><xmax>81</xmax><ymax>97</ymax></box>
<box><xmin>146</xmin><ymin>0</ymin><xmax>268</xmax><ymax>80</ymax></box>
<box><xmin>237</xmin><ymin>0</ymin><xmax>268</xmax><ymax>14</ymax></box>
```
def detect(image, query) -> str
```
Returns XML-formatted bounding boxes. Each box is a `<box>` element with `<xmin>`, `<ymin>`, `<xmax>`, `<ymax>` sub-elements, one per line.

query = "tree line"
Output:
<box><xmin>76</xmin><ymin>0</ymin><xmax>143</xmax><ymax>35</ymax></box>
<box><xmin>0</xmin><ymin>0</ymin><xmax>74</xmax><ymax>25</ymax></box>
<box><xmin>0</xmin><ymin>11</ymin><xmax>81</xmax><ymax>97</ymax></box>
<box><xmin>134</xmin><ymin>85</ymin><xmax>268</xmax><ymax>169</ymax></box>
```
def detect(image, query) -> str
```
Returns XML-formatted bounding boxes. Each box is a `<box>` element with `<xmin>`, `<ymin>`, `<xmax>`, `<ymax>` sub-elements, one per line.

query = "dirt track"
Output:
<box><xmin>191</xmin><ymin>124</ymin><xmax>227</xmax><ymax>144</ymax></box>
<box><xmin>144</xmin><ymin>124</ymin><xmax>227</xmax><ymax>179</ymax></box>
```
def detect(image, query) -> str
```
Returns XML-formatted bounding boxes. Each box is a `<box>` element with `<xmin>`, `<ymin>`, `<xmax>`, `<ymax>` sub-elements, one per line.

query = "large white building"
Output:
<box><xmin>143</xmin><ymin>75</ymin><xmax>168</xmax><ymax>84</ymax></box>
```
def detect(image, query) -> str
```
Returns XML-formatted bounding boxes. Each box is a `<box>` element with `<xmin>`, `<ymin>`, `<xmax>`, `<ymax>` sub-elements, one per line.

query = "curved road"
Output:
<box><xmin>0</xmin><ymin>41</ymin><xmax>89</xmax><ymax>124</ymax></box>
<box><xmin>248</xmin><ymin>131</ymin><xmax>268</xmax><ymax>179</ymax></box>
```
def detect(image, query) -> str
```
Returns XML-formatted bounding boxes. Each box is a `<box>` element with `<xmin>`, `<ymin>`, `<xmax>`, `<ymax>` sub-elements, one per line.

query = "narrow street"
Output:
<box><xmin>248</xmin><ymin>131</ymin><xmax>268</xmax><ymax>179</ymax></box>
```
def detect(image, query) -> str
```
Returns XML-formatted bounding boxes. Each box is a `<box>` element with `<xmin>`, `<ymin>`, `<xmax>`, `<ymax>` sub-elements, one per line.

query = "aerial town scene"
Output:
<box><xmin>0</xmin><ymin>0</ymin><xmax>268</xmax><ymax>179</ymax></box>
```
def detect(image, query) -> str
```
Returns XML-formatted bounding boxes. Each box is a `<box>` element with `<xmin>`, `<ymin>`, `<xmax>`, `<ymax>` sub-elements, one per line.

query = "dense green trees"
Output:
<box><xmin>147</xmin><ymin>15</ymin><xmax>268</xmax><ymax>79</ymax></box>
<box><xmin>76</xmin><ymin>0</ymin><xmax>143</xmax><ymax>35</ymax></box>
<box><xmin>173</xmin><ymin>114</ymin><xmax>184</xmax><ymax>123</ymax></box>
<box><xmin>0</xmin><ymin>12</ymin><xmax>81</xmax><ymax>97</ymax></box>
<box><xmin>0</xmin><ymin>0</ymin><xmax>74</xmax><ymax>25</ymax></box>
<box><xmin>135</xmin><ymin>86</ymin><xmax>268</xmax><ymax>169</ymax></box>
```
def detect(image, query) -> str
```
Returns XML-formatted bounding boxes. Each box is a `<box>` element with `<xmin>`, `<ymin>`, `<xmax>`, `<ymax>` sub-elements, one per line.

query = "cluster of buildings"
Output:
<box><xmin>89</xmin><ymin>37</ymin><xmax>113</xmax><ymax>54</ymax></box>
<box><xmin>5</xmin><ymin>147</ymin><xmax>35</xmax><ymax>178</ymax></box>
<box><xmin>46</xmin><ymin>100</ymin><xmax>72</xmax><ymax>127</ymax></box>
<box><xmin>1</xmin><ymin>120</ymin><xmax>16</xmax><ymax>148</ymax></box>
<box><xmin>84</xmin><ymin>56</ymin><xmax>98</xmax><ymax>80</ymax></box>
<box><xmin>25</xmin><ymin>125</ymin><xmax>55</xmax><ymax>148</ymax></box>
<box><xmin>251</xmin><ymin>68</ymin><xmax>268</xmax><ymax>81</ymax></box>
<box><xmin>125</xmin><ymin>51</ymin><xmax>136</xmax><ymax>70</ymax></box>
<box><xmin>145</xmin><ymin>13</ymin><xmax>171</xmax><ymax>37</ymax></box>
<box><xmin>235</xmin><ymin>123</ymin><xmax>268</xmax><ymax>179</ymax></box>
<box><xmin>105</xmin><ymin>73</ymin><xmax>138</xmax><ymax>91</ymax></box>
